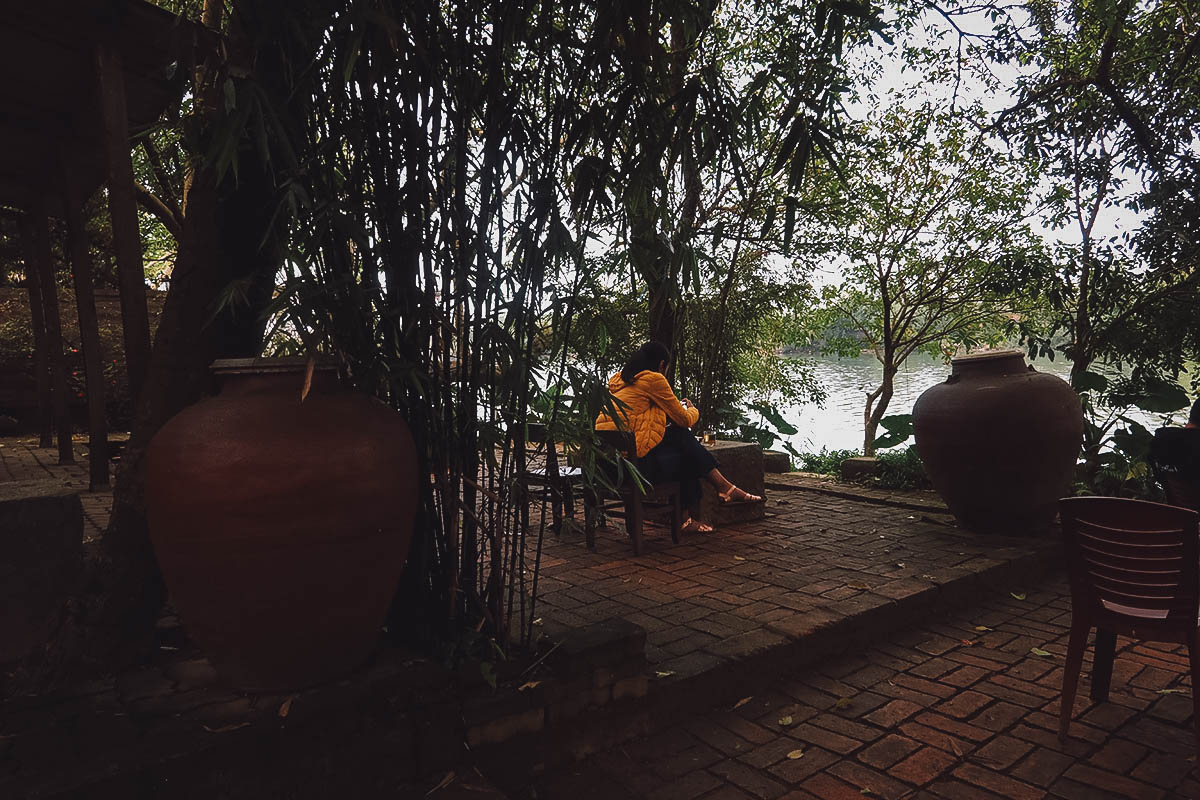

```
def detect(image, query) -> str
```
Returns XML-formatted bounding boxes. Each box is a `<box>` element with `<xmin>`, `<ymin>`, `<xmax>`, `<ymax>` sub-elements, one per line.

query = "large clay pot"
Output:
<box><xmin>912</xmin><ymin>350</ymin><xmax>1082</xmax><ymax>535</ymax></box>
<box><xmin>145</xmin><ymin>358</ymin><xmax>418</xmax><ymax>690</ymax></box>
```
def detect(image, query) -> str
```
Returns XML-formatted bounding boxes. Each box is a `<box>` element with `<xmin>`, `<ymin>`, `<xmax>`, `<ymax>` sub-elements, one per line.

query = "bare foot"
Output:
<box><xmin>718</xmin><ymin>486</ymin><xmax>763</xmax><ymax>504</ymax></box>
<box><xmin>681</xmin><ymin>518</ymin><xmax>714</xmax><ymax>533</ymax></box>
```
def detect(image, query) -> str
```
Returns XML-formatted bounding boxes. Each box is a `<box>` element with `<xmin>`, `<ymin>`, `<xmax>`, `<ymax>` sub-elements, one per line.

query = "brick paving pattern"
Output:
<box><xmin>765</xmin><ymin>472</ymin><xmax>949</xmax><ymax>514</ymax></box>
<box><xmin>529</xmin><ymin>578</ymin><xmax>1199</xmax><ymax>799</ymax></box>
<box><xmin>0</xmin><ymin>435</ymin><xmax>116</xmax><ymax>539</ymax></box>
<box><xmin>538</xmin><ymin>491</ymin><xmax>1056</xmax><ymax>676</ymax></box>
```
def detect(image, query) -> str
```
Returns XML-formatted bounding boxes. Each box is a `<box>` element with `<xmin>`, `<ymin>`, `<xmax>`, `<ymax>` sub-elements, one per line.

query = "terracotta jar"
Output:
<box><xmin>912</xmin><ymin>350</ymin><xmax>1082</xmax><ymax>535</ymax></box>
<box><xmin>145</xmin><ymin>358</ymin><xmax>418</xmax><ymax>690</ymax></box>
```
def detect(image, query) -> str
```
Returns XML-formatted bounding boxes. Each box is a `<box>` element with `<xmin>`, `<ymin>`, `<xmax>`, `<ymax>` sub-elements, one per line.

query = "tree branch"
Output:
<box><xmin>135</xmin><ymin>183</ymin><xmax>182</xmax><ymax>240</ymax></box>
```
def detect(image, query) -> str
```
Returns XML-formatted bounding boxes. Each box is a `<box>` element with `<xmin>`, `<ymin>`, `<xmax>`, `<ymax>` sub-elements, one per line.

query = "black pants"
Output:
<box><xmin>638</xmin><ymin>425</ymin><xmax>719</xmax><ymax>508</ymax></box>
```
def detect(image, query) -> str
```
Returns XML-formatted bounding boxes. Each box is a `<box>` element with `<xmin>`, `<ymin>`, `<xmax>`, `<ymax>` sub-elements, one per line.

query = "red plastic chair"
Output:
<box><xmin>1058</xmin><ymin>496</ymin><xmax>1200</xmax><ymax>749</ymax></box>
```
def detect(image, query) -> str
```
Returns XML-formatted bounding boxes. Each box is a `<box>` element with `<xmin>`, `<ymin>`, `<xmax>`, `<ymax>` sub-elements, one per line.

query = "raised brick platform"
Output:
<box><xmin>527</xmin><ymin>577</ymin><xmax>1200</xmax><ymax>799</ymax></box>
<box><xmin>539</xmin><ymin>488</ymin><xmax>1057</xmax><ymax>681</ymax></box>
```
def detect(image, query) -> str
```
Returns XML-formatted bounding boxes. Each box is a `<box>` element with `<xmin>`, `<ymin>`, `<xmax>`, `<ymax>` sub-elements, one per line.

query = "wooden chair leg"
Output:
<box><xmin>1090</xmin><ymin>628</ymin><xmax>1117</xmax><ymax>702</ymax></box>
<box><xmin>550</xmin><ymin>484</ymin><xmax>564</xmax><ymax>538</ymax></box>
<box><xmin>564</xmin><ymin>483</ymin><xmax>575</xmax><ymax>519</ymax></box>
<box><xmin>1059</xmin><ymin>615</ymin><xmax>1090</xmax><ymax>739</ymax></box>
<box><xmin>626</xmin><ymin>492</ymin><xmax>644</xmax><ymax>556</ymax></box>
<box><xmin>669</xmin><ymin>490</ymin><xmax>682</xmax><ymax>544</ymax></box>
<box><xmin>1188</xmin><ymin>631</ymin><xmax>1200</xmax><ymax>758</ymax></box>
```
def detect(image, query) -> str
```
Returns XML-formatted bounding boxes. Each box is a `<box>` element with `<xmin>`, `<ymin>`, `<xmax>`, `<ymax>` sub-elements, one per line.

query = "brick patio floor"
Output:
<box><xmin>525</xmin><ymin>577</ymin><xmax>1199</xmax><ymax>800</ymax></box>
<box><xmin>537</xmin><ymin>488</ymin><xmax>1057</xmax><ymax>679</ymax></box>
<box><xmin>0</xmin><ymin>435</ymin><xmax>114</xmax><ymax>540</ymax></box>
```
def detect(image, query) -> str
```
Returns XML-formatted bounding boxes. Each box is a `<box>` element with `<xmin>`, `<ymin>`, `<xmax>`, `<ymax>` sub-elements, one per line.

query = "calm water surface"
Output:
<box><xmin>774</xmin><ymin>351</ymin><xmax>1169</xmax><ymax>454</ymax></box>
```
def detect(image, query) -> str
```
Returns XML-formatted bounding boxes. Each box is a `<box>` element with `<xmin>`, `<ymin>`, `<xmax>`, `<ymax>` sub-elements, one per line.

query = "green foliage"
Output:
<box><xmin>797</xmin><ymin>448</ymin><xmax>860</xmax><ymax>475</ymax></box>
<box><xmin>794</xmin><ymin>445</ymin><xmax>928</xmax><ymax>490</ymax></box>
<box><xmin>873</xmin><ymin>447</ymin><xmax>929</xmax><ymax>491</ymax></box>
<box><xmin>1074</xmin><ymin>416</ymin><xmax>1163</xmax><ymax>501</ymax></box>
<box><xmin>992</xmin><ymin>0</ymin><xmax>1200</xmax><ymax>467</ymax></box>
<box><xmin>872</xmin><ymin>413</ymin><xmax>913</xmax><ymax>450</ymax></box>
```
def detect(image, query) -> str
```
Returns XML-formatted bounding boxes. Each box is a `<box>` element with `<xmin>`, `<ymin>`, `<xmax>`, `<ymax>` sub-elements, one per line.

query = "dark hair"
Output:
<box><xmin>1191</xmin><ymin>397</ymin><xmax>1200</xmax><ymax>426</ymax></box>
<box><xmin>621</xmin><ymin>341</ymin><xmax>671</xmax><ymax>385</ymax></box>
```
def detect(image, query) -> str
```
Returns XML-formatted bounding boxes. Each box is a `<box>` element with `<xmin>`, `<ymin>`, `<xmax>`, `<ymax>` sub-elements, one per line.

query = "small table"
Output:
<box><xmin>698</xmin><ymin>439</ymin><xmax>765</xmax><ymax>526</ymax></box>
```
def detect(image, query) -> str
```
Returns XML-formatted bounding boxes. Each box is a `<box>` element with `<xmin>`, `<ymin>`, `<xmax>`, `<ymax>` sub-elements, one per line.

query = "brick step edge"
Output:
<box><xmin>765</xmin><ymin>478</ymin><xmax>949</xmax><ymax>514</ymax></box>
<box><xmin>647</xmin><ymin>544</ymin><xmax>1063</xmax><ymax>717</ymax></box>
<box><xmin>478</xmin><ymin>541</ymin><xmax>1064</xmax><ymax>793</ymax></box>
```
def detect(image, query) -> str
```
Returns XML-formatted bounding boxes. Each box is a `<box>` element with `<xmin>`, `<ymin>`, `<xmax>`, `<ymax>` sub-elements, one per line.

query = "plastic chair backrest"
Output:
<box><xmin>1060</xmin><ymin>496</ymin><xmax>1200</xmax><ymax>626</ymax></box>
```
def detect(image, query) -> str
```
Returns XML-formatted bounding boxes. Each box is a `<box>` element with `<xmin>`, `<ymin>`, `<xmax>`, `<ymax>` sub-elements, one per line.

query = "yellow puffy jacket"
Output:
<box><xmin>594</xmin><ymin>370</ymin><xmax>700</xmax><ymax>457</ymax></box>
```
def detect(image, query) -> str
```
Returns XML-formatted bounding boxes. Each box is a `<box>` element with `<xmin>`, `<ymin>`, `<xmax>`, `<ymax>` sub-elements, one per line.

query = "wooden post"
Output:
<box><xmin>26</xmin><ymin>199</ymin><xmax>74</xmax><ymax>464</ymax></box>
<box><xmin>18</xmin><ymin>215</ymin><xmax>53</xmax><ymax>447</ymax></box>
<box><xmin>96</xmin><ymin>42</ymin><xmax>152</xmax><ymax>412</ymax></box>
<box><xmin>64</xmin><ymin>172</ymin><xmax>110</xmax><ymax>489</ymax></box>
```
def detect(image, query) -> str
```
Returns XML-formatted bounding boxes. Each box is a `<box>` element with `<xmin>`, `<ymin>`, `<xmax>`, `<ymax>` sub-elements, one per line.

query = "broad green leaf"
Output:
<box><xmin>1072</xmin><ymin>371</ymin><xmax>1108</xmax><ymax>393</ymax></box>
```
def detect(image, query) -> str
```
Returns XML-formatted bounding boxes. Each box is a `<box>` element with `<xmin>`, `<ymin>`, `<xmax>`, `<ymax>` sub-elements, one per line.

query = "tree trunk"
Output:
<box><xmin>96</xmin><ymin>43</ymin><xmax>153</xmax><ymax>411</ymax></box>
<box><xmin>64</xmin><ymin>174</ymin><xmax>110</xmax><ymax>489</ymax></box>
<box><xmin>75</xmin><ymin>0</ymin><xmax>288</xmax><ymax>673</ymax></box>
<box><xmin>20</xmin><ymin>215</ymin><xmax>53</xmax><ymax>448</ymax></box>
<box><xmin>23</xmin><ymin>202</ymin><xmax>74</xmax><ymax>464</ymax></box>
<box><xmin>863</xmin><ymin>364</ymin><xmax>897</xmax><ymax>457</ymax></box>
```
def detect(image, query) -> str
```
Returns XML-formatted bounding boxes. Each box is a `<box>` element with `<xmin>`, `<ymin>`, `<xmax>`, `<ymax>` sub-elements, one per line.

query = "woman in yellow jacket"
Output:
<box><xmin>595</xmin><ymin>341</ymin><xmax>762</xmax><ymax>532</ymax></box>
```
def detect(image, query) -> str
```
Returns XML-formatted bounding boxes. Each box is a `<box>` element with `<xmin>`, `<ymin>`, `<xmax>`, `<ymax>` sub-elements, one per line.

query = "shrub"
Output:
<box><xmin>796</xmin><ymin>448</ymin><xmax>861</xmax><ymax>475</ymax></box>
<box><xmin>872</xmin><ymin>446</ymin><xmax>929</xmax><ymax>490</ymax></box>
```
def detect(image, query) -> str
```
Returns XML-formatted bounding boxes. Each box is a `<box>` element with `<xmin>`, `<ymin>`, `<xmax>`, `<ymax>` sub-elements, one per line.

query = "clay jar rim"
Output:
<box><xmin>949</xmin><ymin>349</ymin><xmax>1029</xmax><ymax>378</ymax></box>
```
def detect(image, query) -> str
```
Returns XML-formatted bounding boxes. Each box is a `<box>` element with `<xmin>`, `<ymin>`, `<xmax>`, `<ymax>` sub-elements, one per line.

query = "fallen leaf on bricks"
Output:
<box><xmin>1030</xmin><ymin>647</ymin><xmax>1052</xmax><ymax>657</ymax></box>
<box><xmin>1010</xmin><ymin>592</ymin><xmax>1026</xmax><ymax>600</ymax></box>
<box><xmin>778</xmin><ymin>715</ymin><xmax>793</xmax><ymax>727</ymax></box>
<box><xmin>426</xmin><ymin>772</ymin><xmax>455</xmax><ymax>796</ymax></box>
<box><xmin>279</xmin><ymin>696</ymin><xmax>296</xmax><ymax>718</ymax></box>
<box><xmin>974</xmin><ymin>626</ymin><xmax>992</xmax><ymax>632</ymax></box>
<box><xmin>847</xmin><ymin>583</ymin><xmax>872</xmax><ymax>591</ymax></box>
<box><xmin>654</xmin><ymin>670</ymin><xmax>675</xmax><ymax>678</ymax></box>
<box><xmin>960</xmin><ymin>639</ymin><xmax>976</xmax><ymax>647</ymax></box>
<box><xmin>518</xmin><ymin>681</ymin><xmax>542</xmax><ymax>691</ymax></box>
<box><xmin>1158</xmin><ymin>689</ymin><xmax>1182</xmax><ymax>694</ymax></box>
<box><xmin>733</xmin><ymin>556</ymin><xmax>746</xmax><ymax>561</ymax></box>
<box><xmin>834</xmin><ymin>697</ymin><xmax>853</xmax><ymax>710</ymax></box>
<box><xmin>203</xmin><ymin>722</ymin><xmax>251</xmax><ymax>734</ymax></box>
<box><xmin>732</xmin><ymin>696</ymin><xmax>752</xmax><ymax>710</ymax></box>
<box><xmin>787</xmin><ymin>749</ymin><xmax>805</xmax><ymax>759</ymax></box>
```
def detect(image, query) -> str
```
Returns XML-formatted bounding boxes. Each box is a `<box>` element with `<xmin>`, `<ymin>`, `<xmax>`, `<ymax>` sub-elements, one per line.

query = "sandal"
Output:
<box><xmin>718</xmin><ymin>486</ymin><xmax>763</xmax><ymax>505</ymax></box>
<box><xmin>681</xmin><ymin>518</ymin><xmax>714</xmax><ymax>533</ymax></box>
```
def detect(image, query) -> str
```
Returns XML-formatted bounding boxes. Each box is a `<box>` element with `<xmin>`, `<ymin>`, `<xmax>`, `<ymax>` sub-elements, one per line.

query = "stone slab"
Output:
<box><xmin>762</xmin><ymin>450</ymin><xmax>791</xmax><ymax>473</ymax></box>
<box><xmin>0</xmin><ymin>487</ymin><xmax>83</xmax><ymax>662</ymax></box>
<box><xmin>699</xmin><ymin>439</ymin><xmax>765</xmax><ymax>525</ymax></box>
<box><xmin>840</xmin><ymin>456</ymin><xmax>879</xmax><ymax>480</ymax></box>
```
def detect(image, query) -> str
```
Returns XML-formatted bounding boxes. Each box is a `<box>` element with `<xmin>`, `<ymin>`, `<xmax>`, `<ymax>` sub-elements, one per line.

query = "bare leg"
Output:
<box><xmin>705</xmin><ymin>468</ymin><xmax>762</xmax><ymax>502</ymax></box>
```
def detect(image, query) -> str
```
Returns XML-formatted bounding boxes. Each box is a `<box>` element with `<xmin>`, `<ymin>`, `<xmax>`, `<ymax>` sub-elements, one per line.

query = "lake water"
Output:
<box><xmin>773</xmin><ymin>351</ymin><xmax>1172</xmax><ymax>454</ymax></box>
